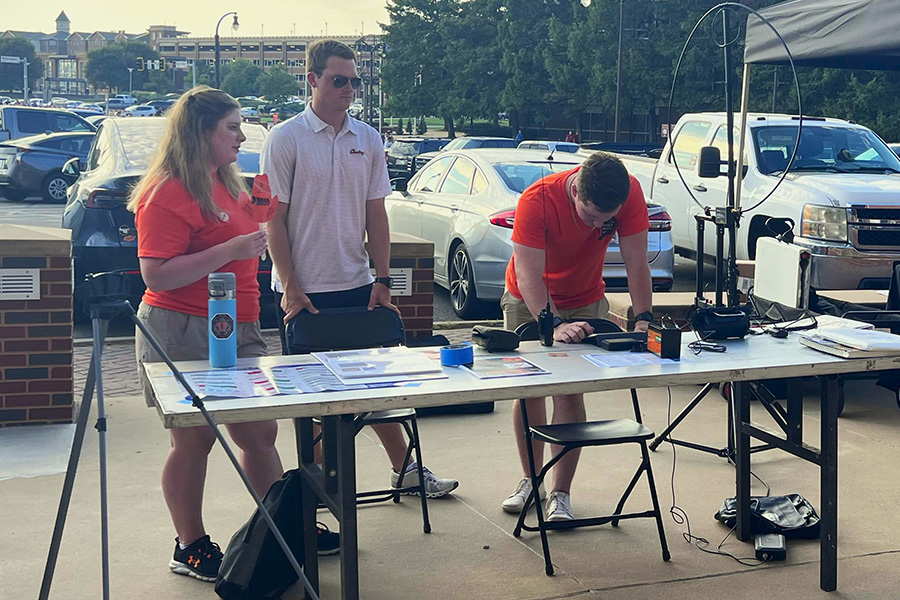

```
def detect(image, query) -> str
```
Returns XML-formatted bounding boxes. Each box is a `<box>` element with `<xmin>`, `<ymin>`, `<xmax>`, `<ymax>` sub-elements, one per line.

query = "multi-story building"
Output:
<box><xmin>2</xmin><ymin>13</ymin><xmax>383</xmax><ymax>105</ymax></box>
<box><xmin>1</xmin><ymin>12</ymin><xmax>149</xmax><ymax>97</ymax></box>
<box><xmin>153</xmin><ymin>28</ymin><xmax>382</xmax><ymax>103</ymax></box>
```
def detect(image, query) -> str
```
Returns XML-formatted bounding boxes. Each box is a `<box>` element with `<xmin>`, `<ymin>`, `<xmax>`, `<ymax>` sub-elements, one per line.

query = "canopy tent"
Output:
<box><xmin>743</xmin><ymin>0</ymin><xmax>900</xmax><ymax>70</ymax></box>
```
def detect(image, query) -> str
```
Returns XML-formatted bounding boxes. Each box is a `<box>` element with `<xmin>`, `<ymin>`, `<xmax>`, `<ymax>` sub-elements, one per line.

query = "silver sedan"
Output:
<box><xmin>385</xmin><ymin>149</ymin><xmax>675</xmax><ymax>318</ymax></box>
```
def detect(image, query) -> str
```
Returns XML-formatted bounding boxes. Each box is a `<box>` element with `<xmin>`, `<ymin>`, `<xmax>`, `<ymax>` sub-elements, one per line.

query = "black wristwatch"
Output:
<box><xmin>374</xmin><ymin>276</ymin><xmax>392</xmax><ymax>289</ymax></box>
<box><xmin>552</xmin><ymin>316</ymin><xmax>564</xmax><ymax>328</ymax></box>
<box><xmin>635</xmin><ymin>311</ymin><xmax>654</xmax><ymax>323</ymax></box>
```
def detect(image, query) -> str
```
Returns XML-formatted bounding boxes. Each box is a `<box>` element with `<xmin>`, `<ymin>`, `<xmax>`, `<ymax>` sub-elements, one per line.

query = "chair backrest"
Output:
<box><xmin>285</xmin><ymin>307</ymin><xmax>405</xmax><ymax>355</ymax></box>
<box><xmin>515</xmin><ymin>317</ymin><xmax>622</xmax><ymax>342</ymax></box>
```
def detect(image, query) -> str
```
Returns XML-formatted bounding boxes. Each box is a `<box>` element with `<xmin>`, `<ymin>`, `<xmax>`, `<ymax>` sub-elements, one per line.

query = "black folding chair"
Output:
<box><xmin>511</xmin><ymin>318</ymin><xmax>670</xmax><ymax>575</ymax></box>
<box><xmin>285</xmin><ymin>306</ymin><xmax>432</xmax><ymax>533</ymax></box>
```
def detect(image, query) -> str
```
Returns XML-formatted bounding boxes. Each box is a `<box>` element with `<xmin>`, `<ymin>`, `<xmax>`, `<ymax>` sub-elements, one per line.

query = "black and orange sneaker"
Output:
<box><xmin>169</xmin><ymin>535</ymin><xmax>223</xmax><ymax>582</ymax></box>
<box><xmin>317</xmin><ymin>522</ymin><xmax>340</xmax><ymax>556</ymax></box>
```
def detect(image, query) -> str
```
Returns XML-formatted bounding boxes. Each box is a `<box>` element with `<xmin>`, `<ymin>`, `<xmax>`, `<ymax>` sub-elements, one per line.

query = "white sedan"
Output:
<box><xmin>385</xmin><ymin>149</ymin><xmax>676</xmax><ymax>318</ymax></box>
<box><xmin>124</xmin><ymin>104</ymin><xmax>157</xmax><ymax>117</ymax></box>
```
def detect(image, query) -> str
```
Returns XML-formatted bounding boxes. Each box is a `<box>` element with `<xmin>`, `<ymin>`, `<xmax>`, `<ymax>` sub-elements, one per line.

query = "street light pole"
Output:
<box><xmin>214</xmin><ymin>12</ymin><xmax>239</xmax><ymax>89</ymax></box>
<box><xmin>127</xmin><ymin>67</ymin><xmax>134</xmax><ymax>97</ymax></box>
<box><xmin>614</xmin><ymin>0</ymin><xmax>624</xmax><ymax>142</ymax></box>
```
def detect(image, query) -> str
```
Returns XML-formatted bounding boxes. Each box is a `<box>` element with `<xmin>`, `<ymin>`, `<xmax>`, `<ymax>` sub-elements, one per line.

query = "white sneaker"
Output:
<box><xmin>501</xmin><ymin>478</ymin><xmax>547</xmax><ymax>514</ymax></box>
<box><xmin>546</xmin><ymin>490</ymin><xmax>574</xmax><ymax>522</ymax></box>
<box><xmin>390</xmin><ymin>462</ymin><xmax>459</xmax><ymax>498</ymax></box>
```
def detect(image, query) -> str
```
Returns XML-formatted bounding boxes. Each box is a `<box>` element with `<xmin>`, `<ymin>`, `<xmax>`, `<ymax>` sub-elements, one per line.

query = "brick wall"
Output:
<box><xmin>0</xmin><ymin>227</ymin><xmax>73</xmax><ymax>426</ymax></box>
<box><xmin>367</xmin><ymin>233</ymin><xmax>434</xmax><ymax>343</ymax></box>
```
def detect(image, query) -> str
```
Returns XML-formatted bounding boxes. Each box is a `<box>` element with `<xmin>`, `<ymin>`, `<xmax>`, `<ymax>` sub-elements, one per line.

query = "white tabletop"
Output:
<box><xmin>146</xmin><ymin>335</ymin><xmax>900</xmax><ymax>429</ymax></box>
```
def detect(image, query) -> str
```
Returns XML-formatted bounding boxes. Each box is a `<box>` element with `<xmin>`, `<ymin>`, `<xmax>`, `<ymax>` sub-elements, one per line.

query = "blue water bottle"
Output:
<box><xmin>208</xmin><ymin>272</ymin><xmax>237</xmax><ymax>368</ymax></box>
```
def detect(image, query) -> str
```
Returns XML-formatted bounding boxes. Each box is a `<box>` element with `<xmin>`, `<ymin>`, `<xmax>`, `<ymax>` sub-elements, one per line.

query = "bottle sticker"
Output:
<box><xmin>211</xmin><ymin>313</ymin><xmax>235</xmax><ymax>339</ymax></box>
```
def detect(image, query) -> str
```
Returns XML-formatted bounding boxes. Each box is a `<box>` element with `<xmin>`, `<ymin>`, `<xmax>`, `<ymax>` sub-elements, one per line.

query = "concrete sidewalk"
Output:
<box><xmin>3</xmin><ymin>333</ymin><xmax>900</xmax><ymax>599</ymax></box>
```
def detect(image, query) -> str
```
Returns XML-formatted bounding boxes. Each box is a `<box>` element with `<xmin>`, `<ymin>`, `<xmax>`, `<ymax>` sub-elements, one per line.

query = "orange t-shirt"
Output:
<box><xmin>505</xmin><ymin>168</ymin><xmax>649</xmax><ymax>310</ymax></box>
<box><xmin>135</xmin><ymin>177</ymin><xmax>261</xmax><ymax>322</ymax></box>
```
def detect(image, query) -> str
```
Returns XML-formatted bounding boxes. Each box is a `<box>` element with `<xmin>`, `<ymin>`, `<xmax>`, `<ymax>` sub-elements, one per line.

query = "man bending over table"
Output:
<box><xmin>501</xmin><ymin>151</ymin><xmax>653</xmax><ymax>521</ymax></box>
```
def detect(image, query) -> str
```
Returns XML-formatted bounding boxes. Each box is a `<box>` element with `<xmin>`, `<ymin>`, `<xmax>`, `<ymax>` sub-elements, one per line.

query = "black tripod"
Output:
<box><xmin>39</xmin><ymin>274</ymin><xmax>316</xmax><ymax>600</ymax></box>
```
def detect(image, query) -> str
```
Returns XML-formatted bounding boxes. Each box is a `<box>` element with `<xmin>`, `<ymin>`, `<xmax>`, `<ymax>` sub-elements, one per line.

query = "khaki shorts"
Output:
<box><xmin>135</xmin><ymin>302</ymin><xmax>267</xmax><ymax>407</ymax></box>
<box><xmin>501</xmin><ymin>289</ymin><xmax>610</xmax><ymax>333</ymax></box>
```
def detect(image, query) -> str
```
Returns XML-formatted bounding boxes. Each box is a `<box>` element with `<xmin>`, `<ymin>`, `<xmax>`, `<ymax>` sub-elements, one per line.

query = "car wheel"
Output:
<box><xmin>449</xmin><ymin>244</ymin><xmax>484</xmax><ymax>319</ymax></box>
<box><xmin>42</xmin><ymin>172</ymin><xmax>70</xmax><ymax>203</ymax></box>
<box><xmin>0</xmin><ymin>188</ymin><xmax>29</xmax><ymax>201</ymax></box>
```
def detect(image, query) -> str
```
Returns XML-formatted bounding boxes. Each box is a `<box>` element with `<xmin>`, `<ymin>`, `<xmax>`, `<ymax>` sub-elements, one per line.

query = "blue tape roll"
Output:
<box><xmin>440</xmin><ymin>342</ymin><xmax>474</xmax><ymax>367</ymax></box>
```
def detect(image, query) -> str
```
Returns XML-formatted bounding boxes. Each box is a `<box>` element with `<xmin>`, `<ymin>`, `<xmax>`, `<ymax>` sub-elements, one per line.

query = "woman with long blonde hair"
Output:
<box><xmin>130</xmin><ymin>86</ymin><xmax>283</xmax><ymax>582</ymax></box>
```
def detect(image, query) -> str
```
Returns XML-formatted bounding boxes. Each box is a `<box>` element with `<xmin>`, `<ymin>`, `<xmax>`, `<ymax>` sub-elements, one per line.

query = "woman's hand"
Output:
<box><xmin>228</xmin><ymin>230</ymin><xmax>268</xmax><ymax>260</ymax></box>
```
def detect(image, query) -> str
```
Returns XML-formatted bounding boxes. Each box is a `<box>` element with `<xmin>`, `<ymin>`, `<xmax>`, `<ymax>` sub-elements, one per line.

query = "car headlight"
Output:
<box><xmin>801</xmin><ymin>204</ymin><xmax>847</xmax><ymax>242</ymax></box>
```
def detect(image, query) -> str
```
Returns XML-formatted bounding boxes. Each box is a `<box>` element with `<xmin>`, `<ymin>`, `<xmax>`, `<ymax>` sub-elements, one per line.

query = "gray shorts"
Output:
<box><xmin>501</xmin><ymin>289</ymin><xmax>610</xmax><ymax>333</ymax></box>
<box><xmin>135</xmin><ymin>302</ymin><xmax>267</xmax><ymax>407</ymax></box>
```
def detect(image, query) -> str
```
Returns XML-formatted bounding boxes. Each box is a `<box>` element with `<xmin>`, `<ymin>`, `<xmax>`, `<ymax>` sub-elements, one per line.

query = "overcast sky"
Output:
<box><xmin>4</xmin><ymin>2</ymin><xmax>391</xmax><ymax>39</ymax></box>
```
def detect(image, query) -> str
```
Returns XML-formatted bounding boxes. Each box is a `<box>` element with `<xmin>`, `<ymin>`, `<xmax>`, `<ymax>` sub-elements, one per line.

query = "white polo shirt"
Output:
<box><xmin>261</xmin><ymin>105</ymin><xmax>392</xmax><ymax>294</ymax></box>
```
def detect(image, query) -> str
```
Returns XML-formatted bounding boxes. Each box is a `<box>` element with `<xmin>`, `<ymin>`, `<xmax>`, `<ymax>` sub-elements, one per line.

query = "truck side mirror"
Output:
<box><xmin>390</xmin><ymin>177</ymin><xmax>408</xmax><ymax>193</ymax></box>
<box><xmin>0</xmin><ymin>129</ymin><xmax>9</xmax><ymax>142</ymax></box>
<box><xmin>62</xmin><ymin>157</ymin><xmax>81</xmax><ymax>178</ymax></box>
<box><xmin>697</xmin><ymin>146</ymin><xmax>721</xmax><ymax>178</ymax></box>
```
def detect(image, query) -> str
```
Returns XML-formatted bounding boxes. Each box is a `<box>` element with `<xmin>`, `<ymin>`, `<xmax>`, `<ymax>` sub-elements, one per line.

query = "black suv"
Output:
<box><xmin>387</xmin><ymin>137</ymin><xmax>450</xmax><ymax>180</ymax></box>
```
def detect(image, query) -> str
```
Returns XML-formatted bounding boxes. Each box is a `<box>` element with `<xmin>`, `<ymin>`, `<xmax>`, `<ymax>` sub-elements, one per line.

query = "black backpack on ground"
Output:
<box><xmin>215</xmin><ymin>469</ymin><xmax>306</xmax><ymax>600</ymax></box>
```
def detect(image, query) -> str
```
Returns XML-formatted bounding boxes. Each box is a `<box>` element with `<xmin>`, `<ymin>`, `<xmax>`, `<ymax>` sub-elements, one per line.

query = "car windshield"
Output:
<box><xmin>114</xmin><ymin>119</ymin><xmax>266</xmax><ymax>173</ymax></box>
<box><xmin>493</xmin><ymin>161</ymin><xmax>579</xmax><ymax>193</ymax></box>
<box><xmin>753</xmin><ymin>124</ymin><xmax>900</xmax><ymax>174</ymax></box>
<box><xmin>391</xmin><ymin>141</ymin><xmax>418</xmax><ymax>156</ymax></box>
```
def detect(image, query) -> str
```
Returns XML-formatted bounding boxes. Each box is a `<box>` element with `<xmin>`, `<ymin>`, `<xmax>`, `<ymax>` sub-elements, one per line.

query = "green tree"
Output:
<box><xmin>142</xmin><ymin>70</ymin><xmax>174</xmax><ymax>95</ymax></box>
<box><xmin>257</xmin><ymin>64</ymin><xmax>298</xmax><ymax>102</ymax></box>
<box><xmin>0</xmin><ymin>37</ymin><xmax>42</xmax><ymax>93</ymax></box>
<box><xmin>221</xmin><ymin>59</ymin><xmax>265</xmax><ymax>98</ymax></box>
<box><xmin>405</xmin><ymin>118</ymin><xmax>413</xmax><ymax>134</ymax></box>
<box><xmin>85</xmin><ymin>41</ymin><xmax>159</xmax><ymax>92</ymax></box>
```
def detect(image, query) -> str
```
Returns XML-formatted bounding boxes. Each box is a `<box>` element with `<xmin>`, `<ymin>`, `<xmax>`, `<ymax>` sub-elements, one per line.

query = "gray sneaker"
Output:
<box><xmin>390</xmin><ymin>462</ymin><xmax>459</xmax><ymax>498</ymax></box>
<box><xmin>501</xmin><ymin>478</ymin><xmax>547</xmax><ymax>514</ymax></box>
<box><xmin>546</xmin><ymin>490</ymin><xmax>575</xmax><ymax>522</ymax></box>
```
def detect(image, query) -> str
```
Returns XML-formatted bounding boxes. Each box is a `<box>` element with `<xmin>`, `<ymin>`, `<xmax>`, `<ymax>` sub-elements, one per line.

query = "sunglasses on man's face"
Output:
<box><xmin>318</xmin><ymin>73</ymin><xmax>363</xmax><ymax>89</ymax></box>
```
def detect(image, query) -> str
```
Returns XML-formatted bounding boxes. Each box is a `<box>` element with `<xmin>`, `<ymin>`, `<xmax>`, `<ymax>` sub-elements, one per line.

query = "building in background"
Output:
<box><xmin>2</xmin><ymin>14</ymin><xmax>382</xmax><ymax>105</ymax></box>
<box><xmin>1</xmin><ymin>11</ymin><xmax>148</xmax><ymax>97</ymax></box>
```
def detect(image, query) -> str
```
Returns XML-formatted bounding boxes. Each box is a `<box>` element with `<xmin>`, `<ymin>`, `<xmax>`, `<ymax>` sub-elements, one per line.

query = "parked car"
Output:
<box><xmin>517</xmin><ymin>140</ymin><xmax>580</xmax><ymax>153</ymax></box>
<box><xmin>145</xmin><ymin>99</ymin><xmax>175</xmax><ymax>115</ymax></box>
<box><xmin>240</xmin><ymin>106</ymin><xmax>259</xmax><ymax>118</ymax></box>
<box><xmin>0</xmin><ymin>106</ymin><xmax>95</xmax><ymax>142</ymax></box>
<box><xmin>106</xmin><ymin>94</ymin><xmax>137</xmax><ymax>110</ymax></box>
<box><xmin>0</xmin><ymin>131</ymin><xmax>95</xmax><ymax>201</ymax></box>
<box><xmin>888</xmin><ymin>143</ymin><xmax>900</xmax><ymax>158</ymax></box>
<box><xmin>74</xmin><ymin>103</ymin><xmax>104</xmax><ymax>115</ymax></box>
<box><xmin>414</xmin><ymin>136</ymin><xmax>518</xmax><ymax>173</ymax></box>
<box><xmin>123</xmin><ymin>104</ymin><xmax>157</xmax><ymax>117</ymax></box>
<box><xmin>0</xmin><ymin>96</ymin><xmax>13</xmax><ymax>105</ymax></box>
<box><xmin>612</xmin><ymin>112</ymin><xmax>900</xmax><ymax>289</ymax></box>
<box><xmin>50</xmin><ymin>97</ymin><xmax>69</xmax><ymax>108</ymax></box>
<box><xmin>384</xmin><ymin>149</ymin><xmax>675</xmax><ymax>317</ymax></box>
<box><xmin>61</xmin><ymin>118</ymin><xmax>272</xmax><ymax>315</ymax></box>
<box><xmin>386</xmin><ymin>137</ymin><xmax>450</xmax><ymax>180</ymax></box>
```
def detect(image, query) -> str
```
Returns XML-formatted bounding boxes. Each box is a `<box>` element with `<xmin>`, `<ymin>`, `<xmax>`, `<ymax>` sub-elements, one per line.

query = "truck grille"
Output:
<box><xmin>849</xmin><ymin>206</ymin><xmax>900</xmax><ymax>250</ymax></box>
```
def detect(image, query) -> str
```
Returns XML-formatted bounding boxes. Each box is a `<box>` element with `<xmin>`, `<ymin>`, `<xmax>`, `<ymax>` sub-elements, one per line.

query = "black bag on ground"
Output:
<box><xmin>215</xmin><ymin>469</ymin><xmax>306</xmax><ymax>600</ymax></box>
<box><xmin>714</xmin><ymin>494</ymin><xmax>820</xmax><ymax>539</ymax></box>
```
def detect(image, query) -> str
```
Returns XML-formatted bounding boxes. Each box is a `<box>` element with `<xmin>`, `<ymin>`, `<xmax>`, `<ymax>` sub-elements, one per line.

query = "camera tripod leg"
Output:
<box><xmin>39</xmin><ymin>317</ymin><xmax>110</xmax><ymax>600</ymax></box>
<box><xmin>127</xmin><ymin>305</ymin><xmax>318</xmax><ymax>600</ymax></box>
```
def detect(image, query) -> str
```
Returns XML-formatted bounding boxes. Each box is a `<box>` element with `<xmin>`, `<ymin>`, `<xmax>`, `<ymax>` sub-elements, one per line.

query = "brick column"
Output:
<box><xmin>0</xmin><ymin>226</ymin><xmax>73</xmax><ymax>426</ymax></box>
<box><xmin>367</xmin><ymin>232</ymin><xmax>434</xmax><ymax>343</ymax></box>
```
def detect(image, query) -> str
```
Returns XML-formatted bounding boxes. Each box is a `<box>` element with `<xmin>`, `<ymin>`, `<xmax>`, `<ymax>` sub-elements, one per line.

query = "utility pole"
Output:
<box><xmin>614</xmin><ymin>0</ymin><xmax>624</xmax><ymax>142</ymax></box>
<box><xmin>23</xmin><ymin>59</ymin><xmax>29</xmax><ymax>104</ymax></box>
<box><xmin>127</xmin><ymin>67</ymin><xmax>134</xmax><ymax>96</ymax></box>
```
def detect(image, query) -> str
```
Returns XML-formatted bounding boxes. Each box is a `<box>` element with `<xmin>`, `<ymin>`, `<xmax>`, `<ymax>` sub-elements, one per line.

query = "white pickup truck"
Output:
<box><xmin>612</xmin><ymin>113</ymin><xmax>900</xmax><ymax>289</ymax></box>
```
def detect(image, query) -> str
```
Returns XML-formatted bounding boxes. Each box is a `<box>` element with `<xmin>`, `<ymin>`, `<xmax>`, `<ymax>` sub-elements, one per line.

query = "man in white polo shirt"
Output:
<box><xmin>262</xmin><ymin>40</ymin><xmax>459</xmax><ymax>544</ymax></box>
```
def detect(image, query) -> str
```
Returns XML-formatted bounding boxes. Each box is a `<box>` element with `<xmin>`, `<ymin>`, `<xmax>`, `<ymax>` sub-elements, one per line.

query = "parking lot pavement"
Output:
<box><xmin>0</xmin><ymin>196</ymin><xmax>65</xmax><ymax>227</ymax></box>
